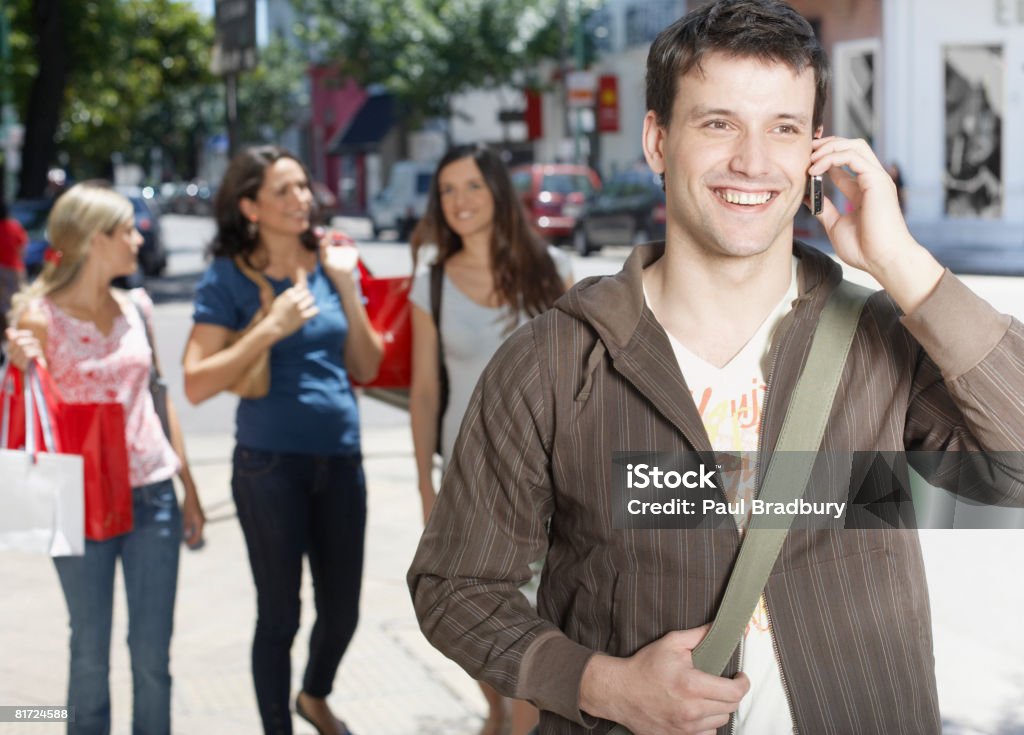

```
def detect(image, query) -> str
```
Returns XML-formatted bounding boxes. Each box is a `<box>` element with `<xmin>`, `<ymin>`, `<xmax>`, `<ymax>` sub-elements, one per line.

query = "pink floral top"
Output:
<box><xmin>37</xmin><ymin>289</ymin><xmax>180</xmax><ymax>487</ymax></box>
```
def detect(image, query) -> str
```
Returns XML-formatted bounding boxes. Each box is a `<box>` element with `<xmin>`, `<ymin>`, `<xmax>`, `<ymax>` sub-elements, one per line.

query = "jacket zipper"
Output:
<box><xmin>730</xmin><ymin>635</ymin><xmax>744</xmax><ymax>735</ymax></box>
<box><xmin>764</xmin><ymin>595</ymin><xmax>799</xmax><ymax>733</ymax></box>
<box><xmin>730</xmin><ymin>331</ymin><xmax>783</xmax><ymax>735</ymax></box>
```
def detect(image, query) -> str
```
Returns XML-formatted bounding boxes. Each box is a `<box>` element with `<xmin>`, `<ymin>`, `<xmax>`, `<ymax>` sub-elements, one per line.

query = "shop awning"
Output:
<box><xmin>329</xmin><ymin>93</ymin><xmax>395</xmax><ymax>154</ymax></box>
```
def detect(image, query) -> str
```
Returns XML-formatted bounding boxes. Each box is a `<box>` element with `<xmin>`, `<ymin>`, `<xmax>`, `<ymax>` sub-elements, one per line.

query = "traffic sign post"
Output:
<box><xmin>213</xmin><ymin>0</ymin><xmax>257</xmax><ymax>157</ymax></box>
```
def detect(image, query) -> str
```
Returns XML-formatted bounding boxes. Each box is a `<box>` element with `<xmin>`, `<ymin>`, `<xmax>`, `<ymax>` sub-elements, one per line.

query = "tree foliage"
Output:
<box><xmin>6</xmin><ymin>0</ymin><xmax>218</xmax><ymax>191</ymax></box>
<box><xmin>293</xmin><ymin>0</ymin><xmax>566</xmax><ymax>124</ymax></box>
<box><xmin>235</xmin><ymin>37</ymin><xmax>311</xmax><ymax>147</ymax></box>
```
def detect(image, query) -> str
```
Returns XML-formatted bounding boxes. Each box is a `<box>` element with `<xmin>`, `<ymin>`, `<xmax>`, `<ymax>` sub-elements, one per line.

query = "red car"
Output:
<box><xmin>511</xmin><ymin>164</ymin><xmax>601</xmax><ymax>243</ymax></box>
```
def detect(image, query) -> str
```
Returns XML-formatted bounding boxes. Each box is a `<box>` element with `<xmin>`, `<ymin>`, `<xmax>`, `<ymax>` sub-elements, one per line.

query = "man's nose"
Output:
<box><xmin>729</xmin><ymin>132</ymin><xmax>772</xmax><ymax>178</ymax></box>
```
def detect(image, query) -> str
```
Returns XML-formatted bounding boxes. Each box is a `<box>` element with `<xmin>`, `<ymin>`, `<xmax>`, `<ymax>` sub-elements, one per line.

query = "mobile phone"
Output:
<box><xmin>806</xmin><ymin>174</ymin><xmax>823</xmax><ymax>216</ymax></box>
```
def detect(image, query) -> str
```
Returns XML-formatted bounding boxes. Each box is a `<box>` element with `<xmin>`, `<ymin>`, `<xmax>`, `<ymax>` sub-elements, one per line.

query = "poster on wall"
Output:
<box><xmin>834</xmin><ymin>40</ymin><xmax>879</xmax><ymax>147</ymax></box>
<box><xmin>944</xmin><ymin>45</ymin><xmax>1003</xmax><ymax>218</ymax></box>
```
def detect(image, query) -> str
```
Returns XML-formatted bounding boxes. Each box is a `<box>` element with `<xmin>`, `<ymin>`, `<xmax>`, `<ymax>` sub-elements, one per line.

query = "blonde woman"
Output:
<box><xmin>4</xmin><ymin>182</ymin><xmax>203</xmax><ymax>735</ymax></box>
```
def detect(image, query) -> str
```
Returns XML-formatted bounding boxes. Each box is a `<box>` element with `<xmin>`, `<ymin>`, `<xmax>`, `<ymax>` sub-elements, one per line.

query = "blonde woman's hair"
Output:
<box><xmin>8</xmin><ymin>183</ymin><xmax>133</xmax><ymax>325</ymax></box>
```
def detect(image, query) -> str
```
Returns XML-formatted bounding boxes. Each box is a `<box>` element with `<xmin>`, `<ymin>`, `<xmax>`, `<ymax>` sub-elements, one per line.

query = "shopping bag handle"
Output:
<box><xmin>27</xmin><ymin>363</ymin><xmax>57</xmax><ymax>455</ymax></box>
<box><xmin>0</xmin><ymin>359</ymin><xmax>12</xmax><ymax>447</ymax></box>
<box><xmin>0</xmin><ymin>360</ymin><xmax>56</xmax><ymax>458</ymax></box>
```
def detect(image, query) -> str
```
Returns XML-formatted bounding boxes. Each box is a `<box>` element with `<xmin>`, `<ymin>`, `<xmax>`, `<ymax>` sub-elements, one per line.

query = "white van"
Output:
<box><xmin>369</xmin><ymin>160</ymin><xmax>436</xmax><ymax>240</ymax></box>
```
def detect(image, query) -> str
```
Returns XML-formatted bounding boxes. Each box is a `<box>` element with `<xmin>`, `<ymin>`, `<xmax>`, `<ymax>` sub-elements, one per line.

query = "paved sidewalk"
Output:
<box><xmin>0</xmin><ymin>414</ymin><xmax>489</xmax><ymax>734</ymax></box>
<box><xmin>3</xmin><ymin>400</ymin><xmax>1024</xmax><ymax>734</ymax></box>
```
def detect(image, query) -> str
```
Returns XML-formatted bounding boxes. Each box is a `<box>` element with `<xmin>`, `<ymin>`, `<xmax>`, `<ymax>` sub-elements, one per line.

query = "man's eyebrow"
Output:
<box><xmin>687</xmin><ymin>107</ymin><xmax>810</xmax><ymax>126</ymax></box>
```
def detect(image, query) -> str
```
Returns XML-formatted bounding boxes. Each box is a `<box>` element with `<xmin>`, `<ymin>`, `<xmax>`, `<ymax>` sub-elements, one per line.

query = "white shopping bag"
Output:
<box><xmin>0</xmin><ymin>361</ymin><xmax>85</xmax><ymax>556</ymax></box>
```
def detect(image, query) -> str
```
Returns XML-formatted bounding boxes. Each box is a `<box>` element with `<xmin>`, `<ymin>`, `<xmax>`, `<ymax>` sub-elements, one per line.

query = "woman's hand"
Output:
<box><xmin>182</xmin><ymin>491</ymin><xmax>206</xmax><ymax>549</ymax></box>
<box><xmin>318</xmin><ymin>229</ymin><xmax>360</xmax><ymax>288</ymax></box>
<box><xmin>419</xmin><ymin>475</ymin><xmax>437</xmax><ymax>524</ymax></box>
<box><xmin>264</xmin><ymin>268</ymin><xmax>319</xmax><ymax>339</ymax></box>
<box><xmin>4</xmin><ymin>328</ymin><xmax>44</xmax><ymax>370</ymax></box>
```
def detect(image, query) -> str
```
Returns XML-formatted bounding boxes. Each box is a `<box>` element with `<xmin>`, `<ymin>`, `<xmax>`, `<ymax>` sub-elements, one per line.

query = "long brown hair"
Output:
<box><xmin>412</xmin><ymin>144</ymin><xmax>565</xmax><ymax>319</ymax></box>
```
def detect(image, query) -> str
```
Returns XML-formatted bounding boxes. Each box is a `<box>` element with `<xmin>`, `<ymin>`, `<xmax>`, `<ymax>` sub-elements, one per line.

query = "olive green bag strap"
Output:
<box><xmin>608</xmin><ymin>279</ymin><xmax>871</xmax><ymax>734</ymax></box>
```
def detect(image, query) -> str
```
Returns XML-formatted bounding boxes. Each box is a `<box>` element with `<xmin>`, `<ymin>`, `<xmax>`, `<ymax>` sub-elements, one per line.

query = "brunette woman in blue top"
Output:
<box><xmin>183</xmin><ymin>146</ymin><xmax>382</xmax><ymax>735</ymax></box>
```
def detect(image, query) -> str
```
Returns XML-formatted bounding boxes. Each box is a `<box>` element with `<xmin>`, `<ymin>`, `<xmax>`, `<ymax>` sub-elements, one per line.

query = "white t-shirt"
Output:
<box><xmin>653</xmin><ymin>258</ymin><xmax>799</xmax><ymax>734</ymax></box>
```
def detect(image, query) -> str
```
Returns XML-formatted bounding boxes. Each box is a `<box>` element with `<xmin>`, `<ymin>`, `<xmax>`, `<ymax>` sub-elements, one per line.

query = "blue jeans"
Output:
<box><xmin>232</xmin><ymin>447</ymin><xmax>367</xmax><ymax>735</ymax></box>
<box><xmin>53</xmin><ymin>479</ymin><xmax>182</xmax><ymax>735</ymax></box>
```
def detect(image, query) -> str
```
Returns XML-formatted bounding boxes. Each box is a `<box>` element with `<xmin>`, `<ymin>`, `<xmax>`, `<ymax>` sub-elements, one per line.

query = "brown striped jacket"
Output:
<box><xmin>409</xmin><ymin>242</ymin><xmax>1024</xmax><ymax>734</ymax></box>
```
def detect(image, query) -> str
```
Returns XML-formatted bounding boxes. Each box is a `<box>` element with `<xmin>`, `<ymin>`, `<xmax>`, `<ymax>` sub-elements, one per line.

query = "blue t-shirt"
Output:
<box><xmin>192</xmin><ymin>256</ymin><xmax>361</xmax><ymax>455</ymax></box>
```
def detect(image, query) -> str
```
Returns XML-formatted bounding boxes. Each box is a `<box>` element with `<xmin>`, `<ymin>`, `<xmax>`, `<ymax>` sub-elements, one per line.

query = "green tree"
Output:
<box><xmin>293</xmin><ymin>0</ymin><xmax>566</xmax><ymax>127</ymax></box>
<box><xmin>234</xmin><ymin>37</ymin><xmax>311</xmax><ymax>146</ymax></box>
<box><xmin>6</xmin><ymin>0</ymin><xmax>217</xmax><ymax>194</ymax></box>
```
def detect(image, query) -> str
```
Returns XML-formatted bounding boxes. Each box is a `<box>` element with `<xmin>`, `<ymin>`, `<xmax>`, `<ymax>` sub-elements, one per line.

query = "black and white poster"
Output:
<box><xmin>834</xmin><ymin>40</ymin><xmax>879</xmax><ymax>147</ymax></box>
<box><xmin>944</xmin><ymin>45</ymin><xmax>1003</xmax><ymax>218</ymax></box>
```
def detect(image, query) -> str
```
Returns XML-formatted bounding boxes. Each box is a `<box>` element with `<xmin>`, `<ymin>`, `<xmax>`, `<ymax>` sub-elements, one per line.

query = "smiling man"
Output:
<box><xmin>409</xmin><ymin>1</ymin><xmax>1024</xmax><ymax>733</ymax></box>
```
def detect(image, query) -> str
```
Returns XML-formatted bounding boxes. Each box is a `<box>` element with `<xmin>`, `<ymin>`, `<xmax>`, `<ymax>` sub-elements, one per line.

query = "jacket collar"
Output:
<box><xmin>558</xmin><ymin>240</ymin><xmax>844</xmax><ymax>452</ymax></box>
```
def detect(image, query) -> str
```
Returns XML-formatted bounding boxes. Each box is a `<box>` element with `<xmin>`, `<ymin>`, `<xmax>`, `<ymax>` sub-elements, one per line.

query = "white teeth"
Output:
<box><xmin>719</xmin><ymin>190</ymin><xmax>772</xmax><ymax>206</ymax></box>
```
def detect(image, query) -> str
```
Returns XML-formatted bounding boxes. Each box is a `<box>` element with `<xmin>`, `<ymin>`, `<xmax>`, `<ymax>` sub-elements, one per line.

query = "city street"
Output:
<box><xmin>1</xmin><ymin>213</ymin><xmax>1023</xmax><ymax>734</ymax></box>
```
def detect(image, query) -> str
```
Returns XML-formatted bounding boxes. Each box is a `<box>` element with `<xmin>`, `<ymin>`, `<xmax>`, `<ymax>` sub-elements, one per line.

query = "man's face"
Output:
<box><xmin>643</xmin><ymin>52</ymin><xmax>819</xmax><ymax>260</ymax></box>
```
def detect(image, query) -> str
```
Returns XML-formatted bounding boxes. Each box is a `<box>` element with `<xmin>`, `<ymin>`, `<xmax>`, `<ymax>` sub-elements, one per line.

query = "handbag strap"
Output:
<box><xmin>690</xmin><ymin>278</ymin><xmax>872</xmax><ymax>675</ymax></box>
<box><xmin>429</xmin><ymin>262</ymin><xmax>450</xmax><ymax>456</ymax></box>
<box><xmin>131</xmin><ymin>298</ymin><xmax>162</xmax><ymax>380</ymax></box>
<box><xmin>233</xmin><ymin>255</ymin><xmax>276</xmax><ymax>314</ymax></box>
<box><xmin>607</xmin><ymin>280</ymin><xmax>871</xmax><ymax>735</ymax></box>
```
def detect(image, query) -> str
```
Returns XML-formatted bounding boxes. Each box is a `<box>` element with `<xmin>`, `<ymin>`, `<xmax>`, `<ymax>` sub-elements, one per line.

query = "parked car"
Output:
<box><xmin>510</xmin><ymin>163</ymin><xmax>601</xmax><ymax>244</ymax></box>
<box><xmin>571</xmin><ymin>166</ymin><xmax>666</xmax><ymax>256</ymax></box>
<box><xmin>369</xmin><ymin>160</ymin><xmax>436</xmax><ymax>240</ymax></box>
<box><xmin>127</xmin><ymin>195</ymin><xmax>167</xmax><ymax>276</ymax></box>
<box><xmin>165</xmin><ymin>179</ymin><xmax>216</xmax><ymax>216</ymax></box>
<box><xmin>9</xmin><ymin>199</ymin><xmax>51</xmax><ymax>279</ymax></box>
<box><xmin>311</xmin><ymin>181</ymin><xmax>339</xmax><ymax>223</ymax></box>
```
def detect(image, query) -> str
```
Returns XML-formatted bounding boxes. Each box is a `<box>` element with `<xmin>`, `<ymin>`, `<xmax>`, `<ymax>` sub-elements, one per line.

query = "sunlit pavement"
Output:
<box><xmin>1</xmin><ymin>214</ymin><xmax>1021</xmax><ymax>733</ymax></box>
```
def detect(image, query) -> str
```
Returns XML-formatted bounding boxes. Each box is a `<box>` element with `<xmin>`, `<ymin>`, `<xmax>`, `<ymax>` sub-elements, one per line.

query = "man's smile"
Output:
<box><xmin>712</xmin><ymin>187</ymin><xmax>780</xmax><ymax>210</ymax></box>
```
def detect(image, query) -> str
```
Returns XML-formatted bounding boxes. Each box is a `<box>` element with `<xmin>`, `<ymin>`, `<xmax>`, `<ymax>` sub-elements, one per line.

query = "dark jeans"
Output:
<box><xmin>53</xmin><ymin>479</ymin><xmax>182</xmax><ymax>735</ymax></box>
<box><xmin>232</xmin><ymin>446</ymin><xmax>367</xmax><ymax>735</ymax></box>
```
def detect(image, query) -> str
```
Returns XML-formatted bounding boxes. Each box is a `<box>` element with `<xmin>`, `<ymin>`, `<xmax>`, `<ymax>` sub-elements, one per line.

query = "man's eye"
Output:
<box><xmin>706</xmin><ymin>120</ymin><xmax>729</xmax><ymax>130</ymax></box>
<box><xmin>775</xmin><ymin>125</ymin><xmax>799</xmax><ymax>134</ymax></box>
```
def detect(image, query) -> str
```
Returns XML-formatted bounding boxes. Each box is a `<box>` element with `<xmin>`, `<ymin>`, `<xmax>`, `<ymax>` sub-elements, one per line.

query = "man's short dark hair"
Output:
<box><xmin>646</xmin><ymin>0</ymin><xmax>830</xmax><ymax>130</ymax></box>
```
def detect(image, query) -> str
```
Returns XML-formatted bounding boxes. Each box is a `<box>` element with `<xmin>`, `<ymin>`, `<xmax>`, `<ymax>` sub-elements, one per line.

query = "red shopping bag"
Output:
<box><xmin>62</xmin><ymin>402</ymin><xmax>132</xmax><ymax>541</ymax></box>
<box><xmin>354</xmin><ymin>261</ymin><xmax>412</xmax><ymax>389</ymax></box>
<box><xmin>2</xmin><ymin>360</ymin><xmax>64</xmax><ymax>453</ymax></box>
<box><xmin>3</xmin><ymin>362</ymin><xmax>132</xmax><ymax>541</ymax></box>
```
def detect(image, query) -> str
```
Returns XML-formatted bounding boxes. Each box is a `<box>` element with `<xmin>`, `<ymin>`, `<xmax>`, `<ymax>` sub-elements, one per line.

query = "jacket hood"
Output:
<box><xmin>556</xmin><ymin>240</ymin><xmax>844</xmax><ymax>358</ymax></box>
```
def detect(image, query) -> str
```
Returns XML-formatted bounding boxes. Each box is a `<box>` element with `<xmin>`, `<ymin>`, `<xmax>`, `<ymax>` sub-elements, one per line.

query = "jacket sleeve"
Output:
<box><xmin>407</xmin><ymin>320</ymin><xmax>597</xmax><ymax>724</ymax></box>
<box><xmin>900</xmin><ymin>269</ymin><xmax>1024</xmax><ymax>502</ymax></box>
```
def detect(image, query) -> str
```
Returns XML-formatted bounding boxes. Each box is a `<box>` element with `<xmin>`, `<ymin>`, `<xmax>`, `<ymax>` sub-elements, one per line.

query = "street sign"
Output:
<box><xmin>597</xmin><ymin>75</ymin><xmax>620</xmax><ymax>133</ymax></box>
<box><xmin>566</xmin><ymin>71</ymin><xmax>597</xmax><ymax>108</ymax></box>
<box><xmin>498</xmin><ymin>109</ymin><xmax>525</xmax><ymax>123</ymax></box>
<box><xmin>212</xmin><ymin>0</ymin><xmax>257</xmax><ymax>75</ymax></box>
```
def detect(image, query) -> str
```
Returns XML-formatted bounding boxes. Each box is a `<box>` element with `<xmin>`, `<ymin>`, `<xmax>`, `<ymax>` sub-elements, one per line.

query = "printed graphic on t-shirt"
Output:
<box><xmin>691</xmin><ymin>376</ymin><xmax>766</xmax><ymax>527</ymax></box>
<box><xmin>656</xmin><ymin>258</ymin><xmax>799</xmax><ymax>735</ymax></box>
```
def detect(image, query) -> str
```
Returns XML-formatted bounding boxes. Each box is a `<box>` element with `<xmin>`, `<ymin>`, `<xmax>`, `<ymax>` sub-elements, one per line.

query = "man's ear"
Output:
<box><xmin>642</xmin><ymin>111</ymin><xmax>667</xmax><ymax>176</ymax></box>
<box><xmin>814</xmin><ymin>125</ymin><xmax>824</xmax><ymax>140</ymax></box>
